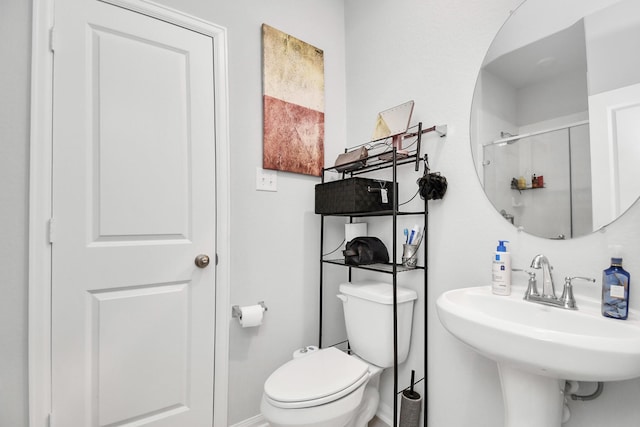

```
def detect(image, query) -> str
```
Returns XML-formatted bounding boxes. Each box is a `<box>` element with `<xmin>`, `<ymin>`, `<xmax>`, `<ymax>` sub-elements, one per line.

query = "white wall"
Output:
<box><xmin>0</xmin><ymin>1</ymin><xmax>31</xmax><ymax>426</ymax></box>
<box><xmin>345</xmin><ymin>1</ymin><xmax>640</xmax><ymax>427</ymax></box>
<box><xmin>517</xmin><ymin>71</ymin><xmax>588</xmax><ymax>126</ymax></box>
<box><xmin>584</xmin><ymin>0</ymin><xmax>640</xmax><ymax>95</ymax></box>
<box><xmin>472</xmin><ymin>70</ymin><xmax>518</xmax><ymax>223</ymax></box>
<box><xmin>6</xmin><ymin>1</ymin><xmax>640</xmax><ymax>426</ymax></box>
<box><xmin>484</xmin><ymin>0</ymin><xmax>621</xmax><ymax>65</ymax></box>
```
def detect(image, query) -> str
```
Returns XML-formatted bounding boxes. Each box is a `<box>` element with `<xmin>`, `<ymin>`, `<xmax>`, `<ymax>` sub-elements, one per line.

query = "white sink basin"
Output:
<box><xmin>436</xmin><ymin>285</ymin><xmax>640</xmax><ymax>427</ymax></box>
<box><xmin>436</xmin><ymin>285</ymin><xmax>640</xmax><ymax>381</ymax></box>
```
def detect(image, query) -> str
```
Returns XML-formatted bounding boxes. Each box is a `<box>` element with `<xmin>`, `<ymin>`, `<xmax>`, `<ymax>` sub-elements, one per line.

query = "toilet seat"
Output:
<box><xmin>264</xmin><ymin>347</ymin><xmax>370</xmax><ymax>409</ymax></box>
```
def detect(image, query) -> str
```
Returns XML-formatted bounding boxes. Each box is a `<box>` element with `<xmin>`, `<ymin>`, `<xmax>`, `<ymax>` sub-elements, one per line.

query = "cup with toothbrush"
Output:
<box><xmin>402</xmin><ymin>225</ymin><xmax>422</xmax><ymax>268</ymax></box>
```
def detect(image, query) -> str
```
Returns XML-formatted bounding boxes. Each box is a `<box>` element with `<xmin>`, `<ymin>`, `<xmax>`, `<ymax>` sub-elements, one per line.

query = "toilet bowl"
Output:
<box><xmin>260</xmin><ymin>347</ymin><xmax>382</xmax><ymax>427</ymax></box>
<box><xmin>261</xmin><ymin>281</ymin><xmax>417</xmax><ymax>427</ymax></box>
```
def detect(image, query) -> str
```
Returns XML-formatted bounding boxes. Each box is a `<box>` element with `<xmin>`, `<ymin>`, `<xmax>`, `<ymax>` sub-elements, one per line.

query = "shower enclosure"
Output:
<box><xmin>482</xmin><ymin>122</ymin><xmax>592</xmax><ymax>239</ymax></box>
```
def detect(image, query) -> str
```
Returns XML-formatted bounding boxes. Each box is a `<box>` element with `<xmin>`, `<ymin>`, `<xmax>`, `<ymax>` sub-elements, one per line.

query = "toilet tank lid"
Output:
<box><xmin>339</xmin><ymin>281</ymin><xmax>417</xmax><ymax>304</ymax></box>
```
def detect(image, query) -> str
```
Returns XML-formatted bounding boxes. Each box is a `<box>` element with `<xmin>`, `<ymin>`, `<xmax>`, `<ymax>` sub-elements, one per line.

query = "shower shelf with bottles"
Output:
<box><xmin>318</xmin><ymin>122</ymin><xmax>439</xmax><ymax>427</ymax></box>
<box><xmin>511</xmin><ymin>186</ymin><xmax>546</xmax><ymax>195</ymax></box>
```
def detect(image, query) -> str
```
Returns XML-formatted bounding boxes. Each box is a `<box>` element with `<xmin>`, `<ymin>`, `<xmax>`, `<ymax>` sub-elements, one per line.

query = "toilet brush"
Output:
<box><xmin>399</xmin><ymin>370</ymin><xmax>422</xmax><ymax>427</ymax></box>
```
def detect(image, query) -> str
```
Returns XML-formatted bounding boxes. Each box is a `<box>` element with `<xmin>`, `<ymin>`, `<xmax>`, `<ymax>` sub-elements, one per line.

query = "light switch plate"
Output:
<box><xmin>256</xmin><ymin>167</ymin><xmax>278</xmax><ymax>192</ymax></box>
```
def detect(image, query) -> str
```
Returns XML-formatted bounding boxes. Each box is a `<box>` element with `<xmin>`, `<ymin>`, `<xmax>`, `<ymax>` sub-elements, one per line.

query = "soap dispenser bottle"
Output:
<box><xmin>602</xmin><ymin>257</ymin><xmax>630</xmax><ymax>320</ymax></box>
<box><xmin>492</xmin><ymin>240</ymin><xmax>511</xmax><ymax>295</ymax></box>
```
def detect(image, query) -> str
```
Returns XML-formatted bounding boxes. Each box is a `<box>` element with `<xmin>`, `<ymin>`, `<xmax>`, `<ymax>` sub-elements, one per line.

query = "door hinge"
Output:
<box><xmin>48</xmin><ymin>218</ymin><xmax>55</xmax><ymax>244</ymax></box>
<box><xmin>216</xmin><ymin>253</ymin><xmax>219</xmax><ymax>266</ymax></box>
<box><xmin>49</xmin><ymin>27</ymin><xmax>55</xmax><ymax>52</ymax></box>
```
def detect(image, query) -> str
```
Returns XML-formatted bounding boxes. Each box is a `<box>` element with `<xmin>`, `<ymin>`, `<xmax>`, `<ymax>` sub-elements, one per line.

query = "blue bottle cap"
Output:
<box><xmin>497</xmin><ymin>240</ymin><xmax>509</xmax><ymax>252</ymax></box>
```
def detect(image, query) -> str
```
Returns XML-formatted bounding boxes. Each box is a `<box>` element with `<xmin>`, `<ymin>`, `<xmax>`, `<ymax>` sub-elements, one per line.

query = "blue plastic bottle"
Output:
<box><xmin>602</xmin><ymin>257</ymin><xmax>630</xmax><ymax>320</ymax></box>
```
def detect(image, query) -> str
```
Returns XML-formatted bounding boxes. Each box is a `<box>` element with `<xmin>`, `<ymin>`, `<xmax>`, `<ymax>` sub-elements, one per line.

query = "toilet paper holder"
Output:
<box><xmin>232</xmin><ymin>301</ymin><xmax>268</xmax><ymax>319</ymax></box>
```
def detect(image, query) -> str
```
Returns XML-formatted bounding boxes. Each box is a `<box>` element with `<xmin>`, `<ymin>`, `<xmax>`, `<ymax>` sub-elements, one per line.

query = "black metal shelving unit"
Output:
<box><xmin>317</xmin><ymin>122</ymin><xmax>432</xmax><ymax>427</ymax></box>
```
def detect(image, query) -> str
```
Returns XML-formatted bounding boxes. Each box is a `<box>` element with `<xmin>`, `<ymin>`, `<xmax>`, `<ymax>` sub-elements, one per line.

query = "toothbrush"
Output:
<box><xmin>408</xmin><ymin>224</ymin><xmax>420</xmax><ymax>244</ymax></box>
<box><xmin>404</xmin><ymin>228</ymin><xmax>409</xmax><ymax>244</ymax></box>
<box><xmin>413</xmin><ymin>232</ymin><xmax>422</xmax><ymax>246</ymax></box>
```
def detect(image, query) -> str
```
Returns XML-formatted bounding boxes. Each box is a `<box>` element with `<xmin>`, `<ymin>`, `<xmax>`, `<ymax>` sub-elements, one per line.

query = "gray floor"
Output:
<box><xmin>368</xmin><ymin>416</ymin><xmax>390</xmax><ymax>427</ymax></box>
<box><xmin>263</xmin><ymin>415</ymin><xmax>389</xmax><ymax>427</ymax></box>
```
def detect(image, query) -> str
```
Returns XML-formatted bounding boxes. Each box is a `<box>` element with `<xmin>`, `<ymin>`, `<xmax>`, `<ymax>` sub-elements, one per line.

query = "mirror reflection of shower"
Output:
<box><xmin>500</xmin><ymin>131</ymin><xmax>518</xmax><ymax>141</ymax></box>
<box><xmin>483</xmin><ymin>122</ymin><xmax>592</xmax><ymax>239</ymax></box>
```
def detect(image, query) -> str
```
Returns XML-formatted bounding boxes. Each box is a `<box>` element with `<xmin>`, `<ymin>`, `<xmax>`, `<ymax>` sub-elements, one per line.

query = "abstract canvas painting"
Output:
<box><xmin>262</xmin><ymin>24</ymin><xmax>325</xmax><ymax>177</ymax></box>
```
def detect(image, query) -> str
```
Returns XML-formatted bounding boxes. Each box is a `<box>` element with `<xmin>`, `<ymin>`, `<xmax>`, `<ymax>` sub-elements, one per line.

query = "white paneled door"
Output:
<box><xmin>589</xmin><ymin>82</ymin><xmax>640</xmax><ymax>231</ymax></box>
<box><xmin>51</xmin><ymin>0</ymin><xmax>217</xmax><ymax>425</ymax></box>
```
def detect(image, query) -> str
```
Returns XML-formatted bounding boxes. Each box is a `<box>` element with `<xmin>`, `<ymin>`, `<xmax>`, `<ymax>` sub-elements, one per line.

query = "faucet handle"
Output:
<box><xmin>515</xmin><ymin>269</ymin><xmax>539</xmax><ymax>298</ymax></box>
<box><xmin>560</xmin><ymin>276</ymin><xmax>596</xmax><ymax>309</ymax></box>
<box><xmin>566</xmin><ymin>276</ymin><xmax>596</xmax><ymax>284</ymax></box>
<box><xmin>513</xmin><ymin>268</ymin><xmax>536</xmax><ymax>277</ymax></box>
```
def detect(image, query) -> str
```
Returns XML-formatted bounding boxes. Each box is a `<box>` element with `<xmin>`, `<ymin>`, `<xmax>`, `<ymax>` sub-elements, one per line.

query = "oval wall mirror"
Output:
<box><xmin>470</xmin><ymin>0</ymin><xmax>640</xmax><ymax>239</ymax></box>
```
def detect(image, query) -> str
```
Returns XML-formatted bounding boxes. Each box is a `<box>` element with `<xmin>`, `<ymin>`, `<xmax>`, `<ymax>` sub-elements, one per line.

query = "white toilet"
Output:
<box><xmin>261</xmin><ymin>280</ymin><xmax>418</xmax><ymax>427</ymax></box>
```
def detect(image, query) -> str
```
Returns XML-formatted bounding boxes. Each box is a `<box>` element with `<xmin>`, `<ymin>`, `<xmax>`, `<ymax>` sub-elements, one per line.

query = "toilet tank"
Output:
<box><xmin>338</xmin><ymin>281</ymin><xmax>417</xmax><ymax>368</ymax></box>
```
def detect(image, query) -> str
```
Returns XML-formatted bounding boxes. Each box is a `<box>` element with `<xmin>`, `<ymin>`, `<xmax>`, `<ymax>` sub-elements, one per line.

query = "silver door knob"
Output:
<box><xmin>194</xmin><ymin>254</ymin><xmax>210</xmax><ymax>268</ymax></box>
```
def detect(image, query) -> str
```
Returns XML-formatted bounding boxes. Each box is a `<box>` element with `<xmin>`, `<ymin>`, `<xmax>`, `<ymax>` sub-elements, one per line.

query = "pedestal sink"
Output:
<box><xmin>436</xmin><ymin>285</ymin><xmax>640</xmax><ymax>427</ymax></box>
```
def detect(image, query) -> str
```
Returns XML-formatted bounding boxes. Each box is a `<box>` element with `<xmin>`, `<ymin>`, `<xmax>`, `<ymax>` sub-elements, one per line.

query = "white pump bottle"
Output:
<box><xmin>492</xmin><ymin>240</ymin><xmax>511</xmax><ymax>295</ymax></box>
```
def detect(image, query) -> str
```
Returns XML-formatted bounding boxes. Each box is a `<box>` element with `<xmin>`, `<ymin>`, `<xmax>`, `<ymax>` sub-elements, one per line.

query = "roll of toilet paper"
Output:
<box><xmin>293</xmin><ymin>345</ymin><xmax>319</xmax><ymax>359</ymax></box>
<box><xmin>238</xmin><ymin>305</ymin><xmax>264</xmax><ymax>328</ymax></box>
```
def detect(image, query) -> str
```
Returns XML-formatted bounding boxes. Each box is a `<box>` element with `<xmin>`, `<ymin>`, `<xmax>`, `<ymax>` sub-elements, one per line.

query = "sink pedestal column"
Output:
<box><xmin>498</xmin><ymin>363</ymin><xmax>564</xmax><ymax>427</ymax></box>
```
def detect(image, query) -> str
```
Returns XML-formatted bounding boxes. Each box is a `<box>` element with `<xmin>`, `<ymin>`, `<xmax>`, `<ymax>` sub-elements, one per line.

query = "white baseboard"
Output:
<box><xmin>376</xmin><ymin>401</ymin><xmax>393</xmax><ymax>426</ymax></box>
<box><xmin>229</xmin><ymin>414</ymin><xmax>269</xmax><ymax>427</ymax></box>
<box><xmin>231</xmin><ymin>406</ymin><xmax>392</xmax><ymax>427</ymax></box>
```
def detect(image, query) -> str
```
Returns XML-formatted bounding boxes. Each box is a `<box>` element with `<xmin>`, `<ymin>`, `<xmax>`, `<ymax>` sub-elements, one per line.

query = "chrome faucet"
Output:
<box><xmin>530</xmin><ymin>254</ymin><xmax>556</xmax><ymax>298</ymax></box>
<box><xmin>523</xmin><ymin>254</ymin><xmax>595</xmax><ymax>310</ymax></box>
<box><xmin>559</xmin><ymin>276</ymin><xmax>596</xmax><ymax>309</ymax></box>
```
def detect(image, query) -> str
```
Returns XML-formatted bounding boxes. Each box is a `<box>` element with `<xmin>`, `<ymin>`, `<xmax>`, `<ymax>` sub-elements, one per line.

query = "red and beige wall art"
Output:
<box><xmin>262</xmin><ymin>24</ymin><xmax>325</xmax><ymax>177</ymax></box>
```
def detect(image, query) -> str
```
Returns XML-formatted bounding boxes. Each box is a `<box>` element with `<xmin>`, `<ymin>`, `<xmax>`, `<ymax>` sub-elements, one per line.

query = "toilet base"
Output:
<box><xmin>346</xmin><ymin>383</ymin><xmax>379</xmax><ymax>427</ymax></box>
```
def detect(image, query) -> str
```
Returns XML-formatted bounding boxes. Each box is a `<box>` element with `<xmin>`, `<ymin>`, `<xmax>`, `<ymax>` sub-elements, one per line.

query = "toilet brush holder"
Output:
<box><xmin>399</xmin><ymin>370</ymin><xmax>422</xmax><ymax>427</ymax></box>
<box><xmin>399</xmin><ymin>390</ymin><xmax>422</xmax><ymax>427</ymax></box>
